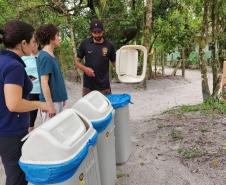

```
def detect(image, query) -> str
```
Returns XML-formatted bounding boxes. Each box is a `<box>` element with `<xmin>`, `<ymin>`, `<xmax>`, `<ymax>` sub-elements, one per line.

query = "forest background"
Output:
<box><xmin>1</xmin><ymin>0</ymin><xmax>225</xmax><ymax>102</ymax></box>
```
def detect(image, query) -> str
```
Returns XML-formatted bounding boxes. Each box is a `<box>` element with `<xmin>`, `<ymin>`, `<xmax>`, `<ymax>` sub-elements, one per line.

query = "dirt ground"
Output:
<box><xmin>116</xmin><ymin>111</ymin><xmax>226</xmax><ymax>185</ymax></box>
<box><xmin>1</xmin><ymin>68</ymin><xmax>225</xmax><ymax>185</ymax></box>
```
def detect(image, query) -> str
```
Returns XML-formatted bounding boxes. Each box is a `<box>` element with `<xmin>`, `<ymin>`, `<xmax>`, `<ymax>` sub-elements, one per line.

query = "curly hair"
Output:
<box><xmin>35</xmin><ymin>24</ymin><xmax>59</xmax><ymax>46</ymax></box>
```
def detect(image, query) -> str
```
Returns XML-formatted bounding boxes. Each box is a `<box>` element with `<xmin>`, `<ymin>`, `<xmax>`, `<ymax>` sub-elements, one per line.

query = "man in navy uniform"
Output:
<box><xmin>75</xmin><ymin>20</ymin><xmax>116</xmax><ymax>96</ymax></box>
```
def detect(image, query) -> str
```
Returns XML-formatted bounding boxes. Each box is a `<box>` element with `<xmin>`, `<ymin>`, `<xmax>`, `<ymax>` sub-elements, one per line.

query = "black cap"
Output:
<box><xmin>90</xmin><ymin>20</ymin><xmax>104</xmax><ymax>32</ymax></box>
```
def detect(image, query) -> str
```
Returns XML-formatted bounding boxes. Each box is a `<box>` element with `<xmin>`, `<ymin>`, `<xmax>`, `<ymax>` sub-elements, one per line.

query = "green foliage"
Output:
<box><xmin>178</xmin><ymin>147</ymin><xmax>205</xmax><ymax>160</ymax></box>
<box><xmin>170</xmin><ymin>128</ymin><xmax>184</xmax><ymax>141</ymax></box>
<box><xmin>187</xmin><ymin>51</ymin><xmax>198</xmax><ymax>65</ymax></box>
<box><xmin>55</xmin><ymin>40</ymin><xmax>74</xmax><ymax>70</ymax></box>
<box><xmin>0</xmin><ymin>1</ymin><xmax>15</xmax><ymax>24</ymax></box>
<box><xmin>165</xmin><ymin>100</ymin><xmax>226</xmax><ymax>115</ymax></box>
<box><xmin>117</xmin><ymin>173</ymin><xmax>129</xmax><ymax>178</ymax></box>
<box><xmin>0</xmin><ymin>0</ymin><xmax>224</xmax><ymax>76</ymax></box>
<box><xmin>100</xmin><ymin>0</ymin><xmax>145</xmax><ymax>48</ymax></box>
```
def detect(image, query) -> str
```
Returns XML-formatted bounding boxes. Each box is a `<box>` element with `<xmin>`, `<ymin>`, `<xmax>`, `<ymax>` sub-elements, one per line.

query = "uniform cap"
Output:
<box><xmin>90</xmin><ymin>20</ymin><xmax>104</xmax><ymax>32</ymax></box>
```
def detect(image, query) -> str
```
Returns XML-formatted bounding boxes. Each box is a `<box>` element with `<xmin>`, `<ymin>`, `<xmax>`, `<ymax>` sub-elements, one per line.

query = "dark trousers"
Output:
<box><xmin>28</xmin><ymin>94</ymin><xmax>39</xmax><ymax>127</ymax></box>
<box><xmin>0</xmin><ymin>137</ymin><xmax>27</xmax><ymax>185</ymax></box>
<box><xmin>82</xmin><ymin>87</ymin><xmax>112</xmax><ymax>96</ymax></box>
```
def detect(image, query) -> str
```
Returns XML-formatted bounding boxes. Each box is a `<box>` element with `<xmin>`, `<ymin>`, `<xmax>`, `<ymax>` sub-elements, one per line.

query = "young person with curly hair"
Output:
<box><xmin>36</xmin><ymin>24</ymin><xmax>68</xmax><ymax>122</ymax></box>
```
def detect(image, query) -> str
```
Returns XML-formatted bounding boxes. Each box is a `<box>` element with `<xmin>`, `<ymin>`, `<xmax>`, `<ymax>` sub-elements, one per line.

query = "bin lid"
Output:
<box><xmin>106</xmin><ymin>94</ymin><xmax>131</xmax><ymax>109</ymax></box>
<box><xmin>20</xmin><ymin>109</ymin><xmax>96</xmax><ymax>163</ymax></box>
<box><xmin>19</xmin><ymin>109</ymin><xmax>98</xmax><ymax>184</ymax></box>
<box><xmin>73</xmin><ymin>91</ymin><xmax>113</xmax><ymax>122</ymax></box>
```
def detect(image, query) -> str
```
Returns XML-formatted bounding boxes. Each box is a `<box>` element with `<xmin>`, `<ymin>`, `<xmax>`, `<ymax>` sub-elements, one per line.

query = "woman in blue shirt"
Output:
<box><xmin>22</xmin><ymin>39</ymin><xmax>41</xmax><ymax>132</ymax></box>
<box><xmin>0</xmin><ymin>20</ymin><xmax>50</xmax><ymax>185</ymax></box>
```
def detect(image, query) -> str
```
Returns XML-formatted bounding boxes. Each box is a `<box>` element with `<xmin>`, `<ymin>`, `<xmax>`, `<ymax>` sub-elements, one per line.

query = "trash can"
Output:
<box><xmin>106</xmin><ymin>94</ymin><xmax>132</xmax><ymax>164</ymax></box>
<box><xmin>73</xmin><ymin>91</ymin><xmax>116</xmax><ymax>185</ymax></box>
<box><xmin>116</xmin><ymin>45</ymin><xmax>147</xmax><ymax>83</ymax></box>
<box><xmin>19</xmin><ymin>109</ymin><xmax>101</xmax><ymax>185</ymax></box>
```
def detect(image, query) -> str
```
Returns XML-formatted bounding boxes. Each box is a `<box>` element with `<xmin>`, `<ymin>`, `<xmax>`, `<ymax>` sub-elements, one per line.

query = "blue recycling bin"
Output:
<box><xmin>106</xmin><ymin>94</ymin><xmax>132</xmax><ymax>164</ymax></box>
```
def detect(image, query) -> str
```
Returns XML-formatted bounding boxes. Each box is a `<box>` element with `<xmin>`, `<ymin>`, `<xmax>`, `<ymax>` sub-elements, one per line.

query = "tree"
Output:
<box><xmin>210</xmin><ymin>0</ymin><xmax>222</xmax><ymax>99</ymax></box>
<box><xmin>198</xmin><ymin>0</ymin><xmax>211</xmax><ymax>101</ymax></box>
<box><xmin>143</xmin><ymin>0</ymin><xmax>153</xmax><ymax>89</ymax></box>
<box><xmin>197</xmin><ymin>0</ymin><xmax>225</xmax><ymax>101</ymax></box>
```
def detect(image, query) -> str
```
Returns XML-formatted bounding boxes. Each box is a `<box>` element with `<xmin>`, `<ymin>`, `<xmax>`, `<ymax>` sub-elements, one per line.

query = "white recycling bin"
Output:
<box><xmin>106</xmin><ymin>94</ymin><xmax>132</xmax><ymax>164</ymax></box>
<box><xmin>73</xmin><ymin>91</ymin><xmax>116</xmax><ymax>185</ymax></box>
<box><xmin>19</xmin><ymin>109</ymin><xmax>101</xmax><ymax>185</ymax></box>
<box><xmin>116</xmin><ymin>45</ymin><xmax>147</xmax><ymax>83</ymax></box>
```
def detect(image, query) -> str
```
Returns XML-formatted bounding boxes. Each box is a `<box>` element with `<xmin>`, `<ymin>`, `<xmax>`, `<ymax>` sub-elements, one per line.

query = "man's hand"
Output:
<box><xmin>85</xmin><ymin>67</ymin><xmax>95</xmax><ymax>77</ymax></box>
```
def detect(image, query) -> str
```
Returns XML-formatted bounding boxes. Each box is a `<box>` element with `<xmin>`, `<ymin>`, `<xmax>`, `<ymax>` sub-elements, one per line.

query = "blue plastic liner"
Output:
<box><xmin>106</xmin><ymin>94</ymin><xmax>131</xmax><ymax>109</ymax></box>
<box><xmin>19</xmin><ymin>132</ymin><xmax>97</xmax><ymax>185</ymax></box>
<box><xmin>91</xmin><ymin>112</ymin><xmax>112</xmax><ymax>133</ymax></box>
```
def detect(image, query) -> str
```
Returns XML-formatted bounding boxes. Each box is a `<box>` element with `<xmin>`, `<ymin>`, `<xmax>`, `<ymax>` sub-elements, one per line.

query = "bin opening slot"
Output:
<box><xmin>86</xmin><ymin>95</ymin><xmax>109</xmax><ymax>112</ymax></box>
<box><xmin>50</xmin><ymin>115</ymin><xmax>86</xmax><ymax>145</ymax></box>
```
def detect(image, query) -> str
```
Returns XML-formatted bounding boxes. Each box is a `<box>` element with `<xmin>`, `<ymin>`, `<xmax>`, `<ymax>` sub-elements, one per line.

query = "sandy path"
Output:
<box><xmin>0</xmin><ymin>68</ymin><xmax>214</xmax><ymax>185</ymax></box>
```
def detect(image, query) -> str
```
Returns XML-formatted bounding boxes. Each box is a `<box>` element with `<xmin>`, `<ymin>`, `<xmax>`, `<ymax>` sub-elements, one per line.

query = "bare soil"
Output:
<box><xmin>1</xmin><ymin>68</ymin><xmax>225</xmax><ymax>185</ymax></box>
<box><xmin>116</xmin><ymin>111</ymin><xmax>226</xmax><ymax>185</ymax></box>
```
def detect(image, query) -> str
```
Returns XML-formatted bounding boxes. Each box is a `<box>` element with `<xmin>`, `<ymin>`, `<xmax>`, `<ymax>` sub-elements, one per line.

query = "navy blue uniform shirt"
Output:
<box><xmin>77</xmin><ymin>37</ymin><xmax>116</xmax><ymax>90</ymax></box>
<box><xmin>0</xmin><ymin>50</ymin><xmax>32</xmax><ymax>137</ymax></box>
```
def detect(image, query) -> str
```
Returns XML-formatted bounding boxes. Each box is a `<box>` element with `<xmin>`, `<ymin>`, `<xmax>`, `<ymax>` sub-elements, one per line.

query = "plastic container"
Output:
<box><xmin>19</xmin><ymin>109</ymin><xmax>101</xmax><ymax>185</ymax></box>
<box><xmin>106</xmin><ymin>94</ymin><xmax>132</xmax><ymax>164</ymax></box>
<box><xmin>73</xmin><ymin>91</ymin><xmax>116</xmax><ymax>185</ymax></box>
<box><xmin>116</xmin><ymin>45</ymin><xmax>147</xmax><ymax>83</ymax></box>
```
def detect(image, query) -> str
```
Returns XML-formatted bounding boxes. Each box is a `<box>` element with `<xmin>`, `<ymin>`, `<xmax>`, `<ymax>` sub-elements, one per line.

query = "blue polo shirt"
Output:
<box><xmin>0</xmin><ymin>50</ymin><xmax>32</xmax><ymax>137</ymax></box>
<box><xmin>37</xmin><ymin>50</ymin><xmax>68</xmax><ymax>102</ymax></box>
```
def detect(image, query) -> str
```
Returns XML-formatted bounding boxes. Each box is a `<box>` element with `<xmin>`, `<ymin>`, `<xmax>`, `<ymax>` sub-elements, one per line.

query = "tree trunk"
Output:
<box><xmin>211</xmin><ymin>0</ymin><xmax>222</xmax><ymax>99</ymax></box>
<box><xmin>161</xmin><ymin>51</ymin><xmax>165</xmax><ymax>76</ymax></box>
<box><xmin>67</xmin><ymin>15</ymin><xmax>81</xmax><ymax>82</ymax></box>
<box><xmin>181</xmin><ymin>49</ymin><xmax>185</xmax><ymax>77</ymax></box>
<box><xmin>222</xmin><ymin>61</ymin><xmax>226</xmax><ymax>101</ymax></box>
<box><xmin>142</xmin><ymin>0</ymin><xmax>152</xmax><ymax>89</ymax></box>
<box><xmin>155</xmin><ymin>51</ymin><xmax>158</xmax><ymax>77</ymax></box>
<box><xmin>171</xmin><ymin>60</ymin><xmax>181</xmax><ymax>76</ymax></box>
<box><xmin>199</xmin><ymin>46</ymin><xmax>211</xmax><ymax>101</ymax></box>
<box><xmin>199</xmin><ymin>0</ymin><xmax>211</xmax><ymax>102</ymax></box>
<box><xmin>147</xmin><ymin>53</ymin><xmax>153</xmax><ymax>79</ymax></box>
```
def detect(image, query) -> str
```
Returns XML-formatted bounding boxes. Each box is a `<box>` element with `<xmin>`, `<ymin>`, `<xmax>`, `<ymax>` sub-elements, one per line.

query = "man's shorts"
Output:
<box><xmin>82</xmin><ymin>87</ymin><xmax>111</xmax><ymax>96</ymax></box>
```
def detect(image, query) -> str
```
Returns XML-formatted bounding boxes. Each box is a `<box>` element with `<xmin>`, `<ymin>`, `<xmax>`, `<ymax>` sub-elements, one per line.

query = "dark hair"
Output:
<box><xmin>36</xmin><ymin>24</ymin><xmax>59</xmax><ymax>46</ymax></box>
<box><xmin>34</xmin><ymin>33</ymin><xmax>42</xmax><ymax>50</ymax></box>
<box><xmin>0</xmin><ymin>20</ymin><xmax>34</xmax><ymax>48</ymax></box>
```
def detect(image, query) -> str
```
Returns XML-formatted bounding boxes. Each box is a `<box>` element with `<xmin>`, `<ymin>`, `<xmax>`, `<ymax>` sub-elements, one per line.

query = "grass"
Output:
<box><xmin>158</xmin><ymin>124</ymin><xmax>165</xmax><ymax>129</ymax></box>
<box><xmin>133</xmin><ymin>84</ymin><xmax>143</xmax><ymax>90</ymax></box>
<box><xmin>170</xmin><ymin>128</ymin><xmax>184</xmax><ymax>141</ymax></box>
<box><xmin>117</xmin><ymin>173</ymin><xmax>129</xmax><ymax>178</ymax></box>
<box><xmin>164</xmin><ymin>100</ymin><xmax>226</xmax><ymax>115</ymax></box>
<box><xmin>178</xmin><ymin>147</ymin><xmax>205</xmax><ymax>160</ymax></box>
<box><xmin>199</xmin><ymin>125</ymin><xmax>209</xmax><ymax>133</ymax></box>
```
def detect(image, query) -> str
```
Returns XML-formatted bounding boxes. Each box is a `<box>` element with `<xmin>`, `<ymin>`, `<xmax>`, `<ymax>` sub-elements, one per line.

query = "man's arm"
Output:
<box><xmin>75</xmin><ymin>58</ymin><xmax>95</xmax><ymax>77</ymax></box>
<box><xmin>41</xmin><ymin>75</ymin><xmax>56</xmax><ymax>117</ymax></box>
<box><xmin>109</xmin><ymin>42</ymin><xmax>116</xmax><ymax>68</ymax></box>
<box><xmin>111</xmin><ymin>61</ymin><xmax>116</xmax><ymax>68</ymax></box>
